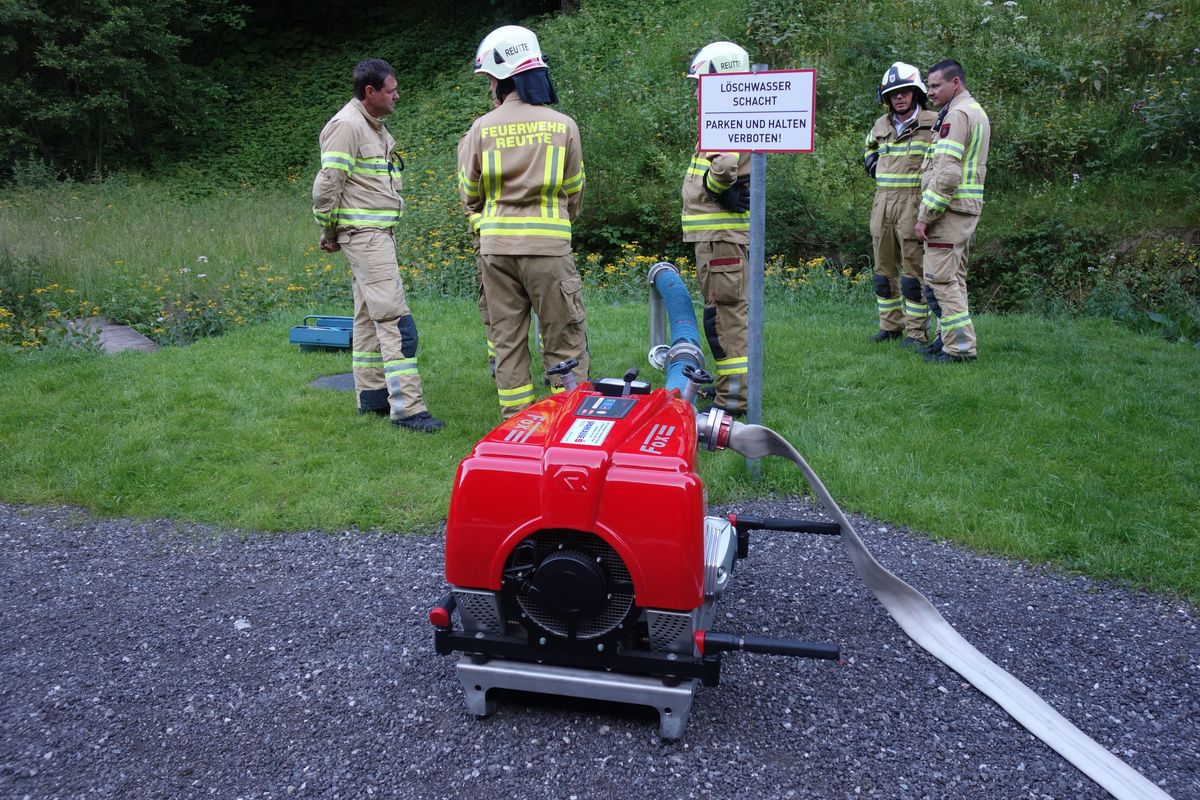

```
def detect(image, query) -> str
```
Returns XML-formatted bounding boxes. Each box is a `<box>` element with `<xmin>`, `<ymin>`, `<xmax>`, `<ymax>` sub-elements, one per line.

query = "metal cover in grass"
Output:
<box><xmin>308</xmin><ymin>373</ymin><xmax>354</xmax><ymax>391</ymax></box>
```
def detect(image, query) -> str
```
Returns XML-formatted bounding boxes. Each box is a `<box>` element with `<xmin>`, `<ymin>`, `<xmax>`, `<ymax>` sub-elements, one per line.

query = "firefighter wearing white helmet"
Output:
<box><xmin>682</xmin><ymin>41</ymin><xmax>751</xmax><ymax>416</ymax></box>
<box><xmin>458</xmin><ymin>25</ymin><xmax>588</xmax><ymax>419</ymax></box>
<box><xmin>862</xmin><ymin>61</ymin><xmax>939</xmax><ymax>347</ymax></box>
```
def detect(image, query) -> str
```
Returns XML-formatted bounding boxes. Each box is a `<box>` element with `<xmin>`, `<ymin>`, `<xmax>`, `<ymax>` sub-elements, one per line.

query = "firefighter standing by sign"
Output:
<box><xmin>312</xmin><ymin>59</ymin><xmax>444</xmax><ymax>432</ymax></box>
<box><xmin>863</xmin><ymin>62</ymin><xmax>938</xmax><ymax>348</ymax></box>
<box><xmin>915</xmin><ymin>59</ymin><xmax>990</xmax><ymax>363</ymax></box>
<box><xmin>458</xmin><ymin>25</ymin><xmax>588</xmax><ymax>419</ymax></box>
<box><xmin>683</xmin><ymin>41</ymin><xmax>752</xmax><ymax>416</ymax></box>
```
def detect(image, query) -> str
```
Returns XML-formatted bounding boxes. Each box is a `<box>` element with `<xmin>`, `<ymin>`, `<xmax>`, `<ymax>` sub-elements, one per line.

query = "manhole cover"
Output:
<box><xmin>309</xmin><ymin>373</ymin><xmax>355</xmax><ymax>391</ymax></box>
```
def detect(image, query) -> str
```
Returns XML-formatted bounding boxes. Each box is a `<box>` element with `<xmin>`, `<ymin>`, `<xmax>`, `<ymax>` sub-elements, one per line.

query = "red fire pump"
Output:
<box><xmin>430</xmin><ymin>364</ymin><xmax>840</xmax><ymax>739</ymax></box>
<box><xmin>426</xmin><ymin>263</ymin><xmax>1172</xmax><ymax>799</ymax></box>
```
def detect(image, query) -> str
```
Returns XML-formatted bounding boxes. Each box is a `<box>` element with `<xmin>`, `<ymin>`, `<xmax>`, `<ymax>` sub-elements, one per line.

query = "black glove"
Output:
<box><xmin>706</xmin><ymin>174</ymin><xmax>750</xmax><ymax>213</ymax></box>
<box><xmin>864</xmin><ymin>151</ymin><xmax>879</xmax><ymax>179</ymax></box>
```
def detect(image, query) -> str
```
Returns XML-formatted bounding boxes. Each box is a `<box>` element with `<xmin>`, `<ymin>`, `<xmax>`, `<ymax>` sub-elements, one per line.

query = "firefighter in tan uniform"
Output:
<box><xmin>683</xmin><ymin>41</ymin><xmax>752</xmax><ymax>416</ymax></box>
<box><xmin>459</xmin><ymin>25</ymin><xmax>588</xmax><ymax>419</ymax></box>
<box><xmin>915</xmin><ymin>59</ymin><xmax>990</xmax><ymax>363</ymax></box>
<box><xmin>312</xmin><ymin>59</ymin><xmax>444</xmax><ymax>431</ymax></box>
<box><xmin>863</xmin><ymin>62</ymin><xmax>938</xmax><ymax>348</ymax></box>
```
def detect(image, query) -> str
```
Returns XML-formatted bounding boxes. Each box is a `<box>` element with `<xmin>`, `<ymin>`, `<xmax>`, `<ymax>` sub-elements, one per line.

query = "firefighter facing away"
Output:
<box><xmin>915</xmin><ymin>59</ymin><xmax>991</xmax><ymax>363</ymax></box>
<box><xmin>458</xmin><ymin>25</ymin><xmax>589</xmax><ymax>419</ymax></box>
<box><xmin>682</xmin><ymin>41</ymin><xmax>753</xmax><ymax>416</ymax></box>
<box><xmin>863</xmin><ymin>62</ymin><xmax>938</xmax><ymax>348</ymax></box>
<box><xmin>312</xmin><ymin>59</ymin><xmax>445</xmax><ymax>431</ymax></box>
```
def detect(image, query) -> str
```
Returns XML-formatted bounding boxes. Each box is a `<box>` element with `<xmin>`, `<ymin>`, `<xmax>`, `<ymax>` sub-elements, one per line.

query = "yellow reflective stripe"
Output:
<box><xmin>905</xmin><ymin>299</ymin><xmax>930</xmax><ymax>318</ymax></box>
<box><xmin>459</xmin><ymin>167</ymin><xmax>480</xmax><ymax>198</ymax></box>
<box><xmin>479</xmin><ymin>216</ymin><xmax>572</xmax><ymax>238</ymax></box>
<box><xmin>941</xmin><ymin>311</ymin><xmax>972</xmax><ymax>330</ymax></box>
<box><xmin>486</xmin><ymin>338</ymin><xmax>495</xmax><ymax>357</ymax></box>
<box><xmin>682</xmin><ymin>211</ymin><xmax>750</xmax><ymax>231</ymax></box>
<box><xmin>482</xmin><ymin>150</ymin><xmax>501</xmax><ymax>217</ymax></box>
<box><xmin>321</xmin><ymin>151</ymin><xmax>353</xmax><ymax>172</ymax></box>
<box><xmin>875</xmin><ymin>173</ymin><xmax>921</xmax><ymax>188</ymax></box>
<box><xmin>877</xmin><ymin>297</ymin><xmax>902</xmax><ymax>310</ymax></box>
<box><xmin>714</xmin><ymin>356</ymin><xmax>748</xmax><ymax>376</ymax></box>
<box><xmin>961</xmin><ymin>120</ymin><xmax>985</xmax><ymax>199</ymax></box>
<box><xmin>687</xmin><ymin>155</ymin><xmax>710</xmax><ymax>176</ymax></box>
<box><xmin>312</xmin><ymin>208</ymin><xmax>333</xmax><ymax>224</ymax></box>
<box><xmin>706</xmin><ymin>171</ymin><xmax>732</xmax><ymax>193</ymax></box>
<box><xmin>549</xmin><ymin>386</ymin><xmax>565</xmax><ymax>394</ymax></box>
<box><xmin>332</xmin><ymin>208</ymin><xmax>401</xmax><ymax>227</ymax></box>
<box><xmin>384</xmin><ymin>358</ymin><xmax>418</xmax><ymax>376</ymax></box>
<box><xmin>498</xmin><ymin>384</ymin><xmax>535</xmax><ymax>406</ymax></box>
<box><xmin>541</xmin><ymin>144</ymin><xmax>565</xmax><ymax>220</ymax></box>
<box><xmin>354</xmin><ymin>157</ymin><xmax>389</xmax><ymax>175</ymax></box>
<box><xmin>352</xmin><ymin>351</ymin><xmax>383</xmax><ymax>366</ymax></box>
<box><xmin>879</xmin><ymin>142</ymin><xmax>930</xmax><ymax>156</ymax></box>
<box><xmin>562</xmin><ymin>165</ymin><xmax>584</xmax><ymax>194</ymax></box>
<box><xmin>921</xmin><ymin>189</ymin><xmax>950</xmax><ymax>211</ymax></box>
<box><xmin>934</xmin><ymin>139</ymin><xmax>964</xmax><ymax>159</ymax></box>
<box><xmin>468</xmin><ymin>212</ymin><xmax>482</xmax><ymax>233</ymax></box>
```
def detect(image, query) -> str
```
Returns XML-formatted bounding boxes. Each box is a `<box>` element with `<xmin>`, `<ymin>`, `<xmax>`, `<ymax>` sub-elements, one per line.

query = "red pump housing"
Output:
<box><xmin>444</xmin><ymin>385</ymin><xmax>705</xmax><ymax>611</ymax></box>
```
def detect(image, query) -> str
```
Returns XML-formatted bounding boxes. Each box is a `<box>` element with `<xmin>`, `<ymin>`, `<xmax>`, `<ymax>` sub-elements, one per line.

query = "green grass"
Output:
<box><xmin>1</xmin><ymin>297</ymin><xmax>1197</xmax><ymax>598</ymax></box>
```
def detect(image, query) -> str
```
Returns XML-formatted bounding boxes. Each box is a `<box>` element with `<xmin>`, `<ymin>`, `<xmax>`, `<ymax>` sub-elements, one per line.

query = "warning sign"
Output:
<box><xmin>698</xmin><ymin>69</ymin><xmax>816</xmax><ymax>153</ymax></box>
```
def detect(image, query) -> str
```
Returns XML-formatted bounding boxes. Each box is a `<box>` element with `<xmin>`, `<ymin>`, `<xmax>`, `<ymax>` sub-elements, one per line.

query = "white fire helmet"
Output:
<box><xmin>877</xmin><ymin>61</ymin><xmax>928</xmax><ymax>105</ymax></box>
<box><xmin>687</xmin><ymin>41</ymin><xmax>749</xmax><ymax>79</ymax></box>
<box><xmin>474</xmin><ymin>25</ymin><xmax>546</xmax><ymax>80</ymax></box>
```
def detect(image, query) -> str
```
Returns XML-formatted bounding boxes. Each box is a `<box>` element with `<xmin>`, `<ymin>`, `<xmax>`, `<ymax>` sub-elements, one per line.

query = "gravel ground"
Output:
<box><xmin>1</xmin><ymin>500</ymin><xmax>1196</xmax><ymax>800</ymax></box>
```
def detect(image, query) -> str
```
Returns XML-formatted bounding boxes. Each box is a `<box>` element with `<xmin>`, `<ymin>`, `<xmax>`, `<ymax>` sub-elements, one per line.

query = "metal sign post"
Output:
<box><xmin>698</xmin><ymin>65</ymin><xmax>815</xmax><ymax>476</ymax></box>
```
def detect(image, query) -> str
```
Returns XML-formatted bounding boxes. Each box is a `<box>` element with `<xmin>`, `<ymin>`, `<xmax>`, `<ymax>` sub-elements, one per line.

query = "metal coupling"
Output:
<box><xmin>647</xmin><ymin>261</ymin><xmax>678</xmax><ymax>285</ymax></box>
<box><xmin>697</xmin><ymin>407</ymin><xmax>733</xmax><ymax>452</ymax></box>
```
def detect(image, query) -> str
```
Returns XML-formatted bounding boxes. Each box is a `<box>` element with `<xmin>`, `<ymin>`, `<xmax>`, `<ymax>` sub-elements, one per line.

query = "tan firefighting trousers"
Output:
<box><xmin>474</xmin><ymin>251</ymin><xmax>495</xmax><ymax>377</ymax></box>
<box><xmin>481</xmin><ymin>253</ymin><xmax>589</xmax><ymax>419</ymax></box>
<box><xmin>922</xmin><ymin>210</ymin><xmax>979</xmax><ymax>357</ymax></box>
<box><xmin>871</xmin><ymin>190</ymin><xmax>929</xmax><ymax>340</ymax></box>
<box><xmin>339</xmin><ymin>229</ymin><xmax>429</xmax><ymax>419</ymax></box>
<box><xmin>696</xmin><ymin>241</ymin><xmax>749</xmax><ymax>413</ymax></box>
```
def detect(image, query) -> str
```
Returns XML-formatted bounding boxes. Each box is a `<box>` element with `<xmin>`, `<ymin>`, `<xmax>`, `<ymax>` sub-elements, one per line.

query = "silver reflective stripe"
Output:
<box><xmin>726</xmin><ymin>423</ymin><xmax>1175</xmax><ymax>800</ymax></box>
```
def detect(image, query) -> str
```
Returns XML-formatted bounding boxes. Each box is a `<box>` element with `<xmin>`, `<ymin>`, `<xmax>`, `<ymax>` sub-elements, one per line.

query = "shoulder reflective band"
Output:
<box><xmin>726</xmin><ymin>423</ymin><xmax>1175</xmax><ymax>800</ymax></box>
<box><xmin>321</xmin><ymin>151</ymin><xmax>353</xmax><ymax>172</ymax></box>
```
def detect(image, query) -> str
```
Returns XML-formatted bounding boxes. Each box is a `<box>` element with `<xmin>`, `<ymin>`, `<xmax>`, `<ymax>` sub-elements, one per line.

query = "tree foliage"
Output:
<box><xmin>0</xmin><ymin>0</ymin><xmax>247</xmax><ymax>178</ymax></box>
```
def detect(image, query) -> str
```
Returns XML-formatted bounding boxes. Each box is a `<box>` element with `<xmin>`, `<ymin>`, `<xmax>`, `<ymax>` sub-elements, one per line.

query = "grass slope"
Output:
<box><xmin>1</xmin><ymin>298</ymin><xmax>1196</xmax><ymax>597</ymax></box>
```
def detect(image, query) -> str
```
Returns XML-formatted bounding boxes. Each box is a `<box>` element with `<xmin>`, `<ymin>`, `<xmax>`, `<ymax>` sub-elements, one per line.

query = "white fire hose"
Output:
<box><xmin>726</xmin><ymin>421</ymin><xmax>1173</xmax><ymax>800</ymax></box>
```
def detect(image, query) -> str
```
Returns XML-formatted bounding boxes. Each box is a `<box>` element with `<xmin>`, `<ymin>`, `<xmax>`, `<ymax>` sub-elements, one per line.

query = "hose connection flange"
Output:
<box><xmin>697</xmin><ymin>406</ymin><xmax>733</xmax><ymax>452</ymax></box>
<box><xmin>547</xmin><ymin>358</ymin><xmax>580</xmax><ymax>392</ymax></box>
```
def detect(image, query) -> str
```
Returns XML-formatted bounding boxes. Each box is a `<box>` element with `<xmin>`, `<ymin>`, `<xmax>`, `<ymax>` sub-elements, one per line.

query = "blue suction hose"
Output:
<box><xmin>648</xmin><ymin>262</ymin><xmax>706</xmax><ymax>396</ymax></box>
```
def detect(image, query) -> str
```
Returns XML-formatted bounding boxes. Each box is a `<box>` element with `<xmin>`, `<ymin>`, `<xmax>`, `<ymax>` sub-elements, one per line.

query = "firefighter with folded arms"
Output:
<box><xmin>914</xmin><ymin>59</ymin><xmax>991</xmax><ymax>363</ymax></box>
<box><xmin>312</xmin><ymin>58</ymin><xmax>444</xmax><ymax>431</ymax></box>
<box><xmin>863</xmin><ymin>62</ymin><xmax>939</xmax><ymax>348</ymax></box>
<box><xmin>682</xmin><ymin>41</ymin><xmax>752</xmax><ymax>416</ymax></box>
<box><xmin>458</xmin><ymin>25</ymin><xmax>588</xmax><ymax>419</ymax></box>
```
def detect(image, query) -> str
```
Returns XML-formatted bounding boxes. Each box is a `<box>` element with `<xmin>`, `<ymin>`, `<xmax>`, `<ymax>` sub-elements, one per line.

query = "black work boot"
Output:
<box><xmin>925</xmin><ymin>351</ymin><xmax>976</xmax><ymax>364</ymax></box>
<box><xmin>358</xmin><ymin>406</ymin><xmax>389</xmax><ymax>417</ymax></box>
<box><xmin>898</xmin><ymin>336</ymin><xmax>927</xmax><ymax>351</ymax></box>
<box><xmin>869</xmin><ymin>329</ymin><xmax>903</xmax><ymax>343</ymax></box>
<box><xmin>919</xmin><ymin>335</ymin><xmax>943</xmax><ymax>356</ymax></box>
<box><xmin>391</xmin><ymin>411</ymin><xmax>445</xmax><ymax>433</ymax></box>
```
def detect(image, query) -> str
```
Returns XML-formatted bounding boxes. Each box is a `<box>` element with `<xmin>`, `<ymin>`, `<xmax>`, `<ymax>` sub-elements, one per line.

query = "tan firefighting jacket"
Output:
<box><xmin>457</xmin><ymin>93</ymin><xmax>585</xmax><ymax>257</ymax></box>
<box><xmin>680</xmin><ymin>149</ymin><xmax>750</xmax><ymax>244</ymax></box>
<box><xmin>918</xmin><ymin>89</ymin><xmax>990</xmax><ymax>223</ymax></box>
<box><xmin>863</xmin><ymin>108</ymin><xmax>938</xmax><ymax>193</ymax></box>
<box><xmin>312</xmin><ymin>98</ymin><xmax>404</xmax><ymax>240</ymax></box>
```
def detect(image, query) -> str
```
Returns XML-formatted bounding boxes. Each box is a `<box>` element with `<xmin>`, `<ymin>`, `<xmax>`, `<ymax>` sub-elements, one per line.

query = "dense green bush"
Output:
<box><xmin>3</xmin><ymin>0</ymin><xmax>1198</xmax><ymax>330</ymax></box>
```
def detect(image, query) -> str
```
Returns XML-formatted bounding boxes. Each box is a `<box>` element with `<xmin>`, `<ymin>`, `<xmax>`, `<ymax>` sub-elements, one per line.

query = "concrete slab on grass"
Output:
<box><xmin>68</xmin><ymin>317</ymin><xmax>159</xmax><ymax>354</ymax></box>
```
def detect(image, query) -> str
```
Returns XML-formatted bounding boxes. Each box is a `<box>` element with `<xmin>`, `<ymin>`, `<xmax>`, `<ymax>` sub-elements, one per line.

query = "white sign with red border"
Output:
<box><xmin>698</xmin><ymin>69</ymin><xmax>816</xmax><ymax>153</ymax></box>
